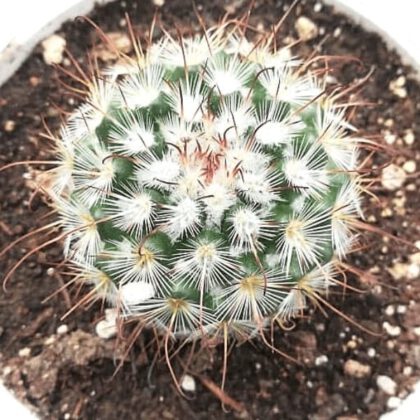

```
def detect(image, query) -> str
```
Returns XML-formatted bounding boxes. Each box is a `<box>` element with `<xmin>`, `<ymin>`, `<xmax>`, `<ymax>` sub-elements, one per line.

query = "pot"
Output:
<box><xmin>0</xmin><ymin>1</ymin><xmax>418</xmax><ymax>419</ymax></box>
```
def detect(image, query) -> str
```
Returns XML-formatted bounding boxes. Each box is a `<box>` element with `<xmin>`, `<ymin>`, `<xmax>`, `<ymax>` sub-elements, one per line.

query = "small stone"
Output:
<box><xmin>367</xmin><ymin>348</ymin><xmax>376</xmax><ymax>358</ymax></box>
<box><xmin>333</xmin><ymin>27</ymin><xmax>342</xmax><ymax>38</ymax></box>
<box><xmin>381</xmin><ymin>164</ymin><xmax>406</xmax><ymax>191</ymax></box>
<box><xmin>3</xmin><ymin>366</ymin><xmax>12</xmax><ymax>376</ymax></box>
<box><xmin>389</xmin><ymin>76</ymin><xmax>407</xmax><ymax>98</ymax></box>
<box><xmin>56</xmin><ymin>324</ymin><xmax>68</xmax><ymax>335</ymax></box>
<box><xmin>344</xmin><ymin>359</ymin><xmax>371</xmax><ymax>378</ymax></box>
<box><xmin>393</xmin><ymin>75</ymin><xmax>406</xmax><ymax>87</ymax></box>
<box><xmin>315</xmin><ymin>355</ymin><xmax>328</xmax><ymax>366</ymax></box>
<box><xmin>384</xmin><ymin>118</ymin><xmax>394</xmax><ymax>128</ymax></box>
<box><xmin>314</xmin><ymin>3</ymin><xmax>322</xmax><ymax>12</ymax></box>
<box><xmin>393</xmin><ymin>195</ymin><xmax>406</xmax><ymax>211</ymax></box>
<box><xmin>403</xmin><ymin>130</ymin><xmax>415</xmax><ymax>145</ymax></box>
<box><xmin>18</xmin><ymin>347</ymin><xmax>31</xmax><ymax>357</ymax></box>
<box><xmin>407</xmin><ymin>262</ymin><xmax>420</xmax><ymax>279</ymax></box>
<box><xmin>295</xmin><ymin>16</ymin><xmax>318</xmax><ymax>41</ymax></box>
<box><xmin>95</xmin><ymin>319</ymin><xmax>117</xmax><ymax>339</ymax></box>
<box><xmin>381</xmin><ymin>208</ymin><xmax>393</xmax><ymax>218</ymax></box>
<box><xmin>387</xmin><ymin>262</ymin><xmax>409</xmax><ymax>280</ymax></box>
<box><xmin>403</xmin><ymin>366</ymin><xmax>413</xmax><ymax>376</ymax></box>
<box><xmin>4</xmin><ymin>120</ymin><xmax>16</xmax><ymax>132</ymax></box>
<box><xmin>346</xmin><ymin>339</ymin><xmax>357</xmax><ymax>349</ymax></box>
<box><xmin>396</xmin><ymin>305</ymin><xmax>407</xmax><ymax>314</ymax></box>
<box><xmin>402</xmin><ymin>160</ymin><xmax>416</xmax><ymax>173</ymax></box>
<box><xmin>42</xmin><ymin>34</ymin><xmax>66</xmax><ymax>65</ymax></box>
<box><xmin>387</xmin><ymin>396</ymin><xmax>402</xmax><ymax>409</ymax></box>
<box><xmin>180</xmin><ymin>374</ymin><xmax>196</xmax><ymax>392</ymax></box>
<box><xmin>383</xmin><ymin>321</ymin><xmax>401</xmax><ymax>337</ymax></box>
<box><xmin>370</xmin><ymin>265</ymin><xmax>380</xmax><ymax>274</ymax></box>
<box><xmin>377</xmin><ymin>375</ymin><xmax>397</xmax><ymax>395</ymax></box>
<box><xmin>29</xmin><ymin>76</ymin><xmax>40</xmax><ymax>87</ymax></box>
<box><xmin>44</xmin><ymin>336</ymin><xmax>56</xmax><ymax>345</ymax></box>
<box><xmin>385</xmin><ymin>305</ymin><xmax>395</xmax><ymax>316</ymax></box>
<box><xmin>383</xmin><ymin>131</ymin><xmax>396</xmax><ymax>145</ymax></box>
<box><xmin>47</xmin><ymin>267</ymin><xmax>55</xmax><ymax>276</ymax></box>
<box><xmin>410</xmin><ymin>252</ymin><xmax>420</xmax><ymax>264</ymax></box>
<box><xmin>414</xmin><ymin>327</ymin><xmax>420</xmax><ymax>336</ymax></box>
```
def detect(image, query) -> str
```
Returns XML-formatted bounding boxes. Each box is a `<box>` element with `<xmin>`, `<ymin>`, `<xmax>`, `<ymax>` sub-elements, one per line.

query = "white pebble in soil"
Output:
<box><xmin>295</xmin><ymin>16</ymin><xmax>318</xmax><ymax>41</ymax></box>
<box><xmin>367</xmin><ymin>348</ymin><xmax>376</xmax><ymax>358</ymax></box>
<box><xmin>377</xmin><ymin>375</ymin><xmax>397</xmax><ymax>395</ymax></box>
<box><xmin>95</xmin><ymin>319</ymin><xmax>117</xmax><ymax>340</ymax></box>
<box><xmin>344</xmin><ymin>359</ymin><xmax>371</xmax><ymax>378</ymax></box>
<box><xmin>315</xmin><ymin>355</ymin><xmax>328</xmax><ymax>366</ymax></box>
<box><xmin>403</xmin><ymin>129</ymin><xmax>415</xmax><ymax>145</ymax></box>
<box><xmin>383</xmin><ymin>321</ymin><xmax>401</xmax><ymax>337</ymax></box>
<box><xmin>381</xmin><ymin>164</ymin><xmax>406</xmax><ymax>191</ymax></box>
<box><xmin>56</xmin><ymin>324</ymin><xmax>69</xmax><ymax>335</ymax></box>
<box><xmin>180</xmin><ymin>374</ymin><xmax>196</xmax><ymax>392</ymax></box>
<box><xmin>402</xmin><ymin>160</ymin><xmax>416</xmax><ymax>174</ymax></box>
<box><xmin>403</xmin><ymin>366</ymin><xmax>413</xmax><ymax>376</ymax></box>
<box><xmin>41</xmin><ymin>34</ymin><xmax>66</xmax><ymax>65</ymax></box>
<box><xmin>18</xmin><ymin>347</ymin><xmax>31</xmax><ymax>358</ymax></box>
<box><xmin>389</xmin><ymin>76</ymin><xmax>407</xmax><ymax>98</ymax></box>
<box><xmin>314</xmin><ymin>2</ymin><xmax>322</xmax><ymax>12</ymax></box>
<box><xmin>385</xmin><ymin>305</ymin><xmax>395</xmax><ymax>316</ymax></box>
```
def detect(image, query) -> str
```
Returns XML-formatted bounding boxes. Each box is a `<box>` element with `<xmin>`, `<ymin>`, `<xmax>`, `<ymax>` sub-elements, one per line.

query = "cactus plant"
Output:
<box><xmin>30</xmin><ymin>21</ymin><xmax>365</xmax><ymax>356</ymax></box>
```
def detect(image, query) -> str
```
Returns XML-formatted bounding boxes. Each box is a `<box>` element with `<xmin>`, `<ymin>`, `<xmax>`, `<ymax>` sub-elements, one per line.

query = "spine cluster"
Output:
<box><xmin>45</xmin><ymin>24</ymin><xmax>363</xmax><ymax>340</ymax></box>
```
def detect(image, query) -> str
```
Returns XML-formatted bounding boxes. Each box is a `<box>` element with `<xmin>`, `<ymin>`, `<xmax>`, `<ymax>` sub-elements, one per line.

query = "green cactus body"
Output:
<box><xmin>47</xmin><ymin>25</ymin><xmax>362</xmax><ymax>340</ymax></box>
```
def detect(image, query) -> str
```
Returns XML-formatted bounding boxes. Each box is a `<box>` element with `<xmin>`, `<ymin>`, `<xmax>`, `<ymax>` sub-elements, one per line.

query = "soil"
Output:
<box><xmin>0</xmin><ymin>0</ymin><xmax>419</xmax><ymax>419</ymax></box>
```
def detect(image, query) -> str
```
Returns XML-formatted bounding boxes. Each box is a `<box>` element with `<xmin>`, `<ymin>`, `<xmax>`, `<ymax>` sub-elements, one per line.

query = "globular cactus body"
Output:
<box><xmin>46</xmin><ymin>23</ymin><xmax>362</xmax><ymax>341</ymax></box>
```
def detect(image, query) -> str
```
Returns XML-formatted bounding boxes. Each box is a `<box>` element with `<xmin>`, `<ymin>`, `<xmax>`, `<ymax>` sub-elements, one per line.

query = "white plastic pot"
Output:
<box><xmin>0</xmin><ymin>1</ymin><xmax>418</xmax><ymax>419</ymax></box>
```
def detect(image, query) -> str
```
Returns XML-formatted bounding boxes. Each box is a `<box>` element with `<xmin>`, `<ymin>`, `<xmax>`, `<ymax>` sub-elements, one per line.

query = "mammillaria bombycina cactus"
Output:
<box><xmin>6</xmin><ymin>18</ymin><xmax>367</xmax><ymax>366</ymax></box>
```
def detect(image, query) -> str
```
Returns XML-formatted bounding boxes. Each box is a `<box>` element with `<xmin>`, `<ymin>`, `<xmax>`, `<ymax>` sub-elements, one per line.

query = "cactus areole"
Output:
<box><xmin>45</xmin><ymin>23</ymin><xmax>364</xmax><ymax>342</ymax></box>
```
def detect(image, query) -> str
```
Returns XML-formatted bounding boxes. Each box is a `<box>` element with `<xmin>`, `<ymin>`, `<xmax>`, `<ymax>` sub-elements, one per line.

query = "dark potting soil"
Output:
<box><xmin>0</xmin><ymin>0</ymin><xmax>419</xmax><ymax>419</ymax></box>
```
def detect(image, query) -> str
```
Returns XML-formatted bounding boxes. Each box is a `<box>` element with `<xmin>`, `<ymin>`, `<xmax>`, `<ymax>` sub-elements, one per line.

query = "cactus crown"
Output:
<box><xmin>46</xmin><ymin>22</ymin><xmax>362</xmax><ymax>341</ymax></box>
